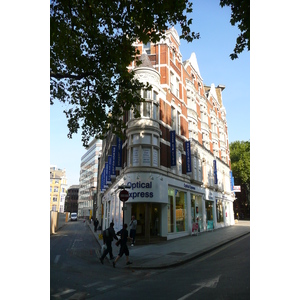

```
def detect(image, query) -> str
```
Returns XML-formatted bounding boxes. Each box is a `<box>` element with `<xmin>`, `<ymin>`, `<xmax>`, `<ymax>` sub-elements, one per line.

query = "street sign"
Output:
<box><xmin>233</xmin><ymin>186</ymin><xmax>241</xmax><ymax>192</ymax></box>
<box><xmin>119</xmin><ymin>189</ymin><xmax>129</xmax><ymax>202</ymax></box>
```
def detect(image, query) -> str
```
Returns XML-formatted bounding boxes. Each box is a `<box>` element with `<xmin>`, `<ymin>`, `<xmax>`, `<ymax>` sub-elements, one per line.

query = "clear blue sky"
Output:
<box><xmin>50</xmin><ymin>0</ymin><xmax>250</xmax><ymax>188</ymax></box>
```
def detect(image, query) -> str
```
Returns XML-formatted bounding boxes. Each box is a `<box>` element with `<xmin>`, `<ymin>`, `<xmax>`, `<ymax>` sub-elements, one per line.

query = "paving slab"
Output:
<box><xmin>88</xmin><ymin>221</ymin><xmax>250</xmax><ymax>269</ymax></box>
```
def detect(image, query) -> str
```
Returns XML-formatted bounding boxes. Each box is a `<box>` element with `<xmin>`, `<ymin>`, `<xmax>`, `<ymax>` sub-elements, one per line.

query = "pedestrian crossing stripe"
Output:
<box><xmin>52</xmin><ymin>289</ymin><xmax>76</xmax><ymax>298</ymax></box>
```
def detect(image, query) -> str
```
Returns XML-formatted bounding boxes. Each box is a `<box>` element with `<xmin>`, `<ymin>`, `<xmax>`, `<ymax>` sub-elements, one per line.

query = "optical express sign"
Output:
<box><xmin>126</xmin><ymin>181</ymin><xmax>154</xmax><ymax>199</ymax></box>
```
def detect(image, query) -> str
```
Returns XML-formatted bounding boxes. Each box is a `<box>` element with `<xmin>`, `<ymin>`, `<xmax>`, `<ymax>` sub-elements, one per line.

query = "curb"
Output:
<box><xmin>87</xmin><ymin>222</ymin><xmax>250</xmax><ymax>270</ymax></box>
<box><xmin>129</xmin><ymin>231</ymin><xmax>250</xmax><ymax>270</ymax></box>
<box><xmin>87</xmin><ymin>224</ymin><xmax>103</xmax><ymax>247</ymax></box>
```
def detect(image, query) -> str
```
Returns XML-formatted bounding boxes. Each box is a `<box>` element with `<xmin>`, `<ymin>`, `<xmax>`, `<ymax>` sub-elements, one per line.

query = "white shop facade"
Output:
<box><xmin>101</xmin><ymin>171</ymin><xmax>235</xmax><ymax>241</ymax></box>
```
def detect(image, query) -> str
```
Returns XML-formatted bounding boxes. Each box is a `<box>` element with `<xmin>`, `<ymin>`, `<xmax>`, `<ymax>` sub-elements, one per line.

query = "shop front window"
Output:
<box><xmin>150</xmin><ymin>204</ymin><xmax>160</xmax><ymax>236</ymax></box>
<box><xmin>205</xmin><ymin>201</ymin><xmax>214</xmax><ymax>221</ymax></box>
<box><xmin>175</xmin><ymin>190</ymin><xmax>187</xmax><ymax>232</ymax></box>
<box><xmin>168</xmin><ymin>189</ymin><xmax>174</xmax><ymax>233</ymax></box>
<box><xmin>168</xmin><ymin>187</ymin><xmax>187</xmax><ymax>233</ymax></box>
<box><xmin>191</xmin><ymin>194</ymin><xmax>203</xmax><ymax>230</ymax></box>
<box><xmin>216</xmin><ymin>200</ymin><xmax>224</xmax><ymax>223</ymax></box>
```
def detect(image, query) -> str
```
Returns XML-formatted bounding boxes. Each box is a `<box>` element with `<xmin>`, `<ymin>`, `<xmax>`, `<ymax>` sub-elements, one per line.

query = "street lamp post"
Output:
<box><xmin>93</xmin><ymin>190</ymin><xmax>97</xmax><ymax>220</ymax></box>
<box><xmin>117</xmin><ymin>185</ymin><xmax>130</xmax><ymax>228</ymax></box>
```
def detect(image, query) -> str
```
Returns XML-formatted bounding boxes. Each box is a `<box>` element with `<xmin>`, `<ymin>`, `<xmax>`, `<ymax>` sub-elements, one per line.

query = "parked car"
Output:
<box><xmin>71</xmin><ymin>212</ymin><xmax>77</xmax><ymax>221</ymax></box>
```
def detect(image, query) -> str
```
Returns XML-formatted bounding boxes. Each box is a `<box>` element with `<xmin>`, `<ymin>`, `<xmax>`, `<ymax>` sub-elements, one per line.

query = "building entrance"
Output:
<box><xmin>205</xmin><ymin>200</ymin><xmax>214</xmax><ymax>228</ymax></box>
<box><xmin>131</xmin><ymin>203</ymin><xmax>161</xmax><ymax>240</ymax></box>
<box><xmin>191</xmin><ymin>194</ymin><xmax>203</xmax><ymax>231</ymax></box>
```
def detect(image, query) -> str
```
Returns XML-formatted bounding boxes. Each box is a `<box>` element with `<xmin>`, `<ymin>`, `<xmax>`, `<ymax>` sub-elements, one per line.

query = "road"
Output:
<box><xmin>50</xmin><ymin>221</ymin><xmax>250</xmax><ymax>299</ymax></box>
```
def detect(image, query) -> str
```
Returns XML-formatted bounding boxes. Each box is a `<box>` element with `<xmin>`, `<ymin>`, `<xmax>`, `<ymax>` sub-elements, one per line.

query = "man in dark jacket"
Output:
<box><xmin>94</xmin><ymin>218</ymin><xmax>99</xmax><ymax>232</ymax></box>
<box><xmin>100</xmin><ymin>222</ymin><xmax>118</xmax><ymax>264</ymax></box>
<box><xmin>113</xmin><ymin>224</ymin><xmax>133</xmax><ymax>267</ymax></box>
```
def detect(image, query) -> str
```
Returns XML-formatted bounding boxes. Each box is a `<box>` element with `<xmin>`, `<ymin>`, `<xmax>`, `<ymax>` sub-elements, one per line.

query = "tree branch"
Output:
<box><xmin>50</xmin><ymin>72</ymin><xmax>93</xmax><ymax>80</ymax></box>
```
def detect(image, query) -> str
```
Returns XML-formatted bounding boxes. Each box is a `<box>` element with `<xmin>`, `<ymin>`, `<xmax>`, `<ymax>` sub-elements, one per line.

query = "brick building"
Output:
<box><xmin>64</xmin><ymin>185</ymin><xmax>79</xmax><ymax>213</ymax></box>
<box><xmin>97</xmin><ymin>27</ymin><xmax>235</xmax><ymax>242</ymax></box>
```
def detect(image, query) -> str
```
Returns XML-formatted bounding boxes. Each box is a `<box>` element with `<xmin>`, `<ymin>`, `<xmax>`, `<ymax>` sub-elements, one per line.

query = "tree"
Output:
<box><xmin>230</xmin><ymin>141</ymin><xmax>250</xmax><ymax>188</ymax></box>
<box><xmin>50</xmin><ymin>0</ymin><xmax>199</xmax><ymax>147</ymax></box>
<box><xmin>220</xmin><ymin>0</ymin><xmax>250</xmax><ymax>60</ymax></box>
<box><xmin>229</xmin><ymin>140</ymin><xmax>250</xmax><ymax>218</ymax></box>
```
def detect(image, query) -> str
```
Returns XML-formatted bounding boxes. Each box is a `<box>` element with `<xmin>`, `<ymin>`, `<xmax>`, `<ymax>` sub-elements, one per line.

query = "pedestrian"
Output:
<box><xmin>100</xmin><ymin>222</ymin><xmax>118</xmax><ymax>264</ymax></box>
<box><xmin>94</xmin><ymin>218</ymin><xmax>99</xmax><ymax>232</ymax></box>
<box><xmin>113</xmin><ymin>224</ymin><xmax>132</xmax><ymax>268</ymax></box>
<box><xmin>129</xmin><ymin>215</ymin><xmax>137</xmax><ymax>246</ymax></box>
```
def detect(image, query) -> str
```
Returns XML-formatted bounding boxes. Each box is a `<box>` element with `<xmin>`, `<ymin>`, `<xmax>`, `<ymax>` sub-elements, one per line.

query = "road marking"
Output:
<box><xmin>54</xmin><ymin>255</ymin><xmax>60</xmax><ymax>264</ymax></box>
<box><xmin>66</xmin><ymin>291</ymin><xmax>87</xmax><ymax>299</ymax></box>
<box><xmin>96</xmin><ymin>284</ymin><xmax>115</xmax><ymax>291</ymax></box>
<box><xmin>83</xmin><ymin>281</ymin><xmax>103</xmax><ymax>288</ymax></box>
<box><xmin>52</xmin><ymin>289</ymin><xmax>76</xmax><ymax>298</ymax></box>
<box><xmin>177</xmin><ymin>275</ymin><xmax>220</xmax><ymax>300</ymax></box>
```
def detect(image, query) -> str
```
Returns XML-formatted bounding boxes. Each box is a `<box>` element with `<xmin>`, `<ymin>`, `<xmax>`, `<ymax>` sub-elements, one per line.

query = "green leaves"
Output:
<box><xmin>229</xmin><ymin>140</ymin><xmax>250</xmax><ymax>192</ymax></box>
<box><xmin>50</xmin><ymin>1</ymin><xmax>199</xmax><ymax>146</ymax></box>
<box><xmin>219</xmin><ymin>0</ymin><xmax>250</xmax><ymax>60</ymax></box>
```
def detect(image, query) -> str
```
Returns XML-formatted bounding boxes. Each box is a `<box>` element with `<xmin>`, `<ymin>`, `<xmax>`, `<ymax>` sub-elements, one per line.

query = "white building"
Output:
<box><xmin>78</xmin><ymin>139</ymin><xmax>102</xmax><ymax>218</ymax></box>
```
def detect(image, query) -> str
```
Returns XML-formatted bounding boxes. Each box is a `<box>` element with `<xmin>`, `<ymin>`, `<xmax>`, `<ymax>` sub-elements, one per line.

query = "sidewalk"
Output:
<box><xmin>88</xmin><ymin>221</ymin><xmax>250</xmax><ymax>270</ymax></box>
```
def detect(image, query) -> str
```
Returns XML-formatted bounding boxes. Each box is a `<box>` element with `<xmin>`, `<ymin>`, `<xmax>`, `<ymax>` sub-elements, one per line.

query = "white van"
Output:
<box><xmin>71</xmin><ymin>212</ymin><xmax>77</xmax><ymax>221</ymax></box>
